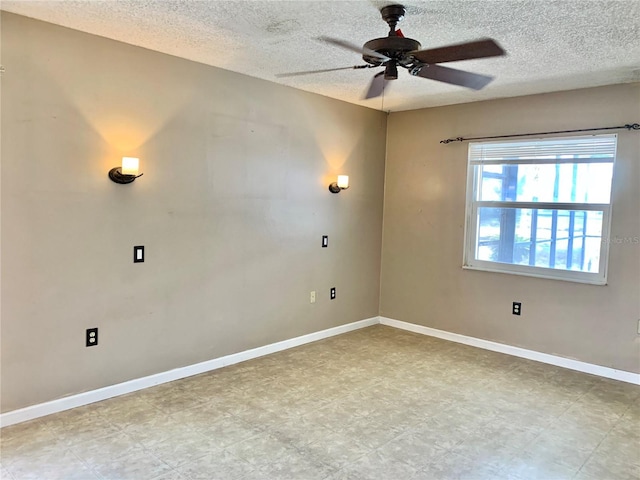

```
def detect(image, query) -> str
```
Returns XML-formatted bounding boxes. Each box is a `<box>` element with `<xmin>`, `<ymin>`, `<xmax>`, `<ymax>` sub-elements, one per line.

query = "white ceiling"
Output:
<box><xmin>3</xmin><ymin>0</ymin><xmax>639</xmax><ymax>112</ymax></box>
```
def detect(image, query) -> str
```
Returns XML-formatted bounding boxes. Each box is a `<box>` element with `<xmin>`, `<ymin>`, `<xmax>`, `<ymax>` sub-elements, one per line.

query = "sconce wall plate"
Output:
<box><xmin>328</xmin><ymin>183</ymin><xmax>342</xmax><ymax>193</ymax></box>
<box><xmin>109</xmin><ymin>167</ymin><xmax>139</xmax><ymax>184</ymax></box>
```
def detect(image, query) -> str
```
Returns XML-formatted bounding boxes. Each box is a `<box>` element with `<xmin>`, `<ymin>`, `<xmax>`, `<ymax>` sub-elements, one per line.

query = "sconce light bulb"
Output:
<box><xmin>121</xmin><ymin>157</ymin><xmax>139</xmax><ymax>176</ymax></box>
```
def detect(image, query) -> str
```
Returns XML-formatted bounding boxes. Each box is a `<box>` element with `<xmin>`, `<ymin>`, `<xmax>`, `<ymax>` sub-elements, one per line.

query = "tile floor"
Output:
<box><xmin>1</xmin><ymin>325</ymin><xmax>639</xmax><ymax>480</ymax></box>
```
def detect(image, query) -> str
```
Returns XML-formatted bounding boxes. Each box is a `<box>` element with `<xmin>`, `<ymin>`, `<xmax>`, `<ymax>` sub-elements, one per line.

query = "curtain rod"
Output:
<box><xmin>439</xmin><ymin>123</ymin><xmax>640</xmax><ymax>144</ymax></box>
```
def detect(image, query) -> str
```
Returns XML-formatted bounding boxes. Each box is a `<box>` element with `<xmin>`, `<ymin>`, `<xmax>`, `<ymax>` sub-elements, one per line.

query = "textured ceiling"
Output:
<box><xmin>2</xmin><ymin>1</ymin><xmax>639</xmax><ymax>112</ymax></box>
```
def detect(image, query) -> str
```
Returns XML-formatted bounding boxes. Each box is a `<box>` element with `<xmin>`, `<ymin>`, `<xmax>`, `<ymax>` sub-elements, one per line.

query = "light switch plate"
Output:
<box><xmin>322</xmin><ymin>235</ymin><xmax>328</xmax><ymax>248</ymax></box>
<box><xmin>134</xmin><ymin>246</ymin><xmax>144</xmax><ymax>263</ymax></box>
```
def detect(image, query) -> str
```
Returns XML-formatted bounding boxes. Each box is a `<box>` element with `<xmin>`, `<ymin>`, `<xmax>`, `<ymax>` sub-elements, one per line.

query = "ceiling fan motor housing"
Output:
<box><xmin>362</xmin><ymin>4</ymin><xmax>421</xmax><ymax>67</ymax></box>
<box><xmin>362</xmin><ymin>37</ymin><xmax>421</xmax><ymax>66</ymax></box>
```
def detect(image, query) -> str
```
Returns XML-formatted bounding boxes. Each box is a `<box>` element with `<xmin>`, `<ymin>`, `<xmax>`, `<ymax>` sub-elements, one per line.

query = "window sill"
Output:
<box><xmin>462</xmin><ymin>263</ymin><xmax>608</xmax><ymax>286</ymax></box>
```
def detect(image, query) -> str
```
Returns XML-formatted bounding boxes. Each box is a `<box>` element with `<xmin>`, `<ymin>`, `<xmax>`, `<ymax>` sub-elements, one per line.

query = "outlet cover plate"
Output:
<box><xmin>512</xmin><ymin>302</ymin><xmax>522</xmax><ymax>315</ymax></box>
<box><xmin>330</xmin><ymin>287</ymin><xmax>336</xmax><ymax>300</ymax></box>
<box><xmin>86</xmin><ymin>328</ymin><xmax>98</xmax><ymax>347</ymax></box>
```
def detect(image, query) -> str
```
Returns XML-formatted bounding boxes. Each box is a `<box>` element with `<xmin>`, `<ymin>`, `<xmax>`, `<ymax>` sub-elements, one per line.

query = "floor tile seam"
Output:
<box><xmin>134</xmin><ymin>442</ymin><xmax>201</xmax><ymax>478</ymax></box>
<box><xmin>166</xmin><ymin>401</ymin><xmax>232</xmax><ymax>419</ymax></box>
<box><xmin>357</xmin><ymin>424</ymin><xmax>418</xmax><ymax>458</ymax></box>
<box><xmin>1</xmin><ymin>462</ymin><xmax>22</xmax><ymax>479</ymax></box>
<box><xmin>50</xmin><ymin>414</ymin><xmax>138</xmax><ymax>445</ymax></box>
<box><xmin>581</xmin><ymin>378</ymin><xmax>621</xmax><ymax>399</ymax></box>
<box><xmin>383</xmin><ymin>440</ymin><xmax>451</xmax><ymax>471</ymax></box>
<box><xmin>575</xmin><ymin>393</ymin><xmax>639</xmax><ymax>417</ymax></box>
<box><xmin>142</xmin><ymin>429</ymin><xmax>222</xmax><ymax>457</ymax></box>
<box><xmin>572</xmin><ymin>454</ymin><xmax>594</xmax><ymax>479</ymax></box>
<box><xmin>149</xmin><ymin>468</ymin><xmax>184</xmax><ymax>480</ymax></box>
<box><xmin>23</xmin><ymin>419</ymin><xmax>59</xmax><ymax>435</ymax></box>
<box><xmin>155</xmin><ymin>448</ymin><xmax>213</xmax><ymax>472</ymax></box>
<box><xmin>574</xmin><ymin>416</ymin><xmax>623</xmax><ymax>476</ymax></box>
<box><xmin>272</xmin><ymin>440</ymin><xmax>347</xmax><ymax>473</ymax></box>
<box><xmin>215</xmin><ymin>426</ymin><xmax>266</xmax><ymax>451</ymax></box>
<box><xmin>67</xmin><ymin>428</ymin><xmax>146</xmax><ymax>454</ymax></box>
<box><xmin>0</xmin><ymin>469</ymin><xmax>16</xmax><ymax>480</ymax></box>
<box><xmin>516</xmin><ymin>432</ymin><xmax>602</xmax><ymax>473</ymax></box>
<box><xmin>0</xmin><ymin>436</ymin><xmax>94</xmax><ymax>467</ymax></box>
<box><xmin>214</xmin><ymin>447</ymin><xmax>262</xmax><ymax>474</ymax></box>
<box><xmin>546</xmin><ymin>450</ymin><xmax>596</xmax><ymax>477</ymax></box>
<box><xmin>295</xmin><ymin>426</ymin><xmax>375</xmax><ymax>453</ymax></box>
<box><xmin>549</xmin><ymin>414</ymin><xmax>618</xmax><ymax>441</ymax></box>
<box><xmin>223</xmin><ymin>410</ymin><xmax>274</xmax><ymax>433</ymax></box>
<box><xmin>411</xmin><ymin>449</ymin><xmax>476</xmax><ymax>474</ymax></box>
<box><xmin>83</xmin><ymin>407</ymin><xmax>166</xmax><ymax>434</ymax></box>
<box><xmin>616</xmin><ymin>401</ymin><xmax>639</xmax><ymax>423</ymax></box>
<box><xmin>547</xmin><ymin>399</ymin><xmax>580</xmax><ymax>424</ymax></box>
<box><xmin>319</xmin><ymin>447</ymin><xmax>379</xmax><ymax>475</ymax></box>
<box><xmin>515</xmin><ymin>424</ymin><xmax>545</xmax><ymax>453</ymax></box>
<box><xmin>492</xmin><ymin>449</ymin><xmax>548</xmax><ymax>478</ymax></box>
<box><xmin>51</xmin><ymin>446</ymin><xmax>101</xmax><ymax>479</ymax></box>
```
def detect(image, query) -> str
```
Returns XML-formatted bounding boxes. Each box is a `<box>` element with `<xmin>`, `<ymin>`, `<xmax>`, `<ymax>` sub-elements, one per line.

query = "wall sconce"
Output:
<box><xmin>109</xmin><ymin>157</ymin><xmax>143</xmax><ymax>184</ymax></box>
<box><xmin>328</xmin><ymin>175</ymin><xmax>349</xmax><ymax>194</ymax></box>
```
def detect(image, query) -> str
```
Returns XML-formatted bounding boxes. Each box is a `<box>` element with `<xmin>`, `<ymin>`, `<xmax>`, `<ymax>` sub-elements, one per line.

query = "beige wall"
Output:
<box><xmin>381</xmin><ymin>83</ymin><xmax>640</xmax><ymax>373</ymax></box>
<box><xmin>0</xmin><ymin>13</ymin><xmax>386</xmax><ymax>412</ymax></box>
<box><xmin>2</xmin><ymin>12</ymin><xmax>639</xmax><ymax>415</ymax></box>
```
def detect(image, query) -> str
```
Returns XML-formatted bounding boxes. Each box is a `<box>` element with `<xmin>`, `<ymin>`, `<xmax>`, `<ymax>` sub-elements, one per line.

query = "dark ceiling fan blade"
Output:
<box><xmin>415</xmin><ymin>64</ymin><xmax>494</xmax><ymax>90</ymax></box>
<box><xmin>364</xmin><ymin>71</ymin><xmax>387</xmax><ymax>99</ymax></box>
<box><xmin>276</xmin><ymin>66</ymin><xmax>364</xmax><ymax>78</ymax></box>
<box><xmin>319</xmin><ymin>36</ymin><xmax>390</xmax><ymax>62</ymax></box>
<box><xmin>411</xmin><ymin>38</ymin><xmax>505</xmax><ymax>64</ymax></box>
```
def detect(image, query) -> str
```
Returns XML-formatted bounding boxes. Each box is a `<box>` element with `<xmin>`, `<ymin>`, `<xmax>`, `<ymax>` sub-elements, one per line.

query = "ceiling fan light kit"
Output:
<box><xmin>280</xmin><ymin>4</ymin><xmax>506</xmax><ymax>100</ymax></box>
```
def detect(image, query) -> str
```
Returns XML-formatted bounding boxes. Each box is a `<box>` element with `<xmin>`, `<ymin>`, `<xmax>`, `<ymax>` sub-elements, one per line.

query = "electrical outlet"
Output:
<box><xmin>330</xmin><ymin>287</ymin><xmax>336</xmax><ymax>300</ymax></box>
<box><xmin>512</xmin><ymin>302</ymin><xmax>522</xmax><ymax>315</ymax></box>
<box><xmin>322</xmin><ymin>235</ymin><xmax>328</xmax><ymax>248</ymax></box>
<box><xmin>86</xmin><ymin>328</ymin><xmax>98</xmax><ymax>347</ymax></box>
<box><xmin>310</xmin><ymin>291</ymin><xmax>316</xmax><ymax>303</ymax></box>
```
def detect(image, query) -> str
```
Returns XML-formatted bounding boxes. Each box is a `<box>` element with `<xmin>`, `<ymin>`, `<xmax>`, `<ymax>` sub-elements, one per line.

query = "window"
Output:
<box><xmin>463</xmin><ymin>134</ymin><xmax>616</xmax><ymax>284</ymax></box>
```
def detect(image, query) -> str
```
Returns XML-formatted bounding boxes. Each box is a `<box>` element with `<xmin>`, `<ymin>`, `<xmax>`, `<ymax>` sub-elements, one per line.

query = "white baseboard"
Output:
<box><xmin>0</xmin><ymin>317</ymin><xmax>379</xmax><ymax>428</ymax></box>
<box><xmin>4</xmin><ymin>315</ymin><xmax>637</xmax><ymax>428</ymax></box>
<box><xmin>379</xmin><ymin>317</ymin><xmax>640</xmax><ymax>385</ymax></box>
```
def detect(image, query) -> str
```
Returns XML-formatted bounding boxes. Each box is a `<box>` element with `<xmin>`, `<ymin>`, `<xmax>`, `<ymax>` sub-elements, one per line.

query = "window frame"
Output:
<box><xmin>462</xmin><ymin>134</ymin><xmax>616</xmax><ymax>285</ymax></box>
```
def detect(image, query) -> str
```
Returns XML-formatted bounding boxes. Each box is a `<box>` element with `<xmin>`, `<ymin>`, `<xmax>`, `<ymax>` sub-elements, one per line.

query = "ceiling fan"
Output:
<box><xmin>277</xmin><ymin>4</ymin><xmax>506</xmax><ymax>99</ymax></box>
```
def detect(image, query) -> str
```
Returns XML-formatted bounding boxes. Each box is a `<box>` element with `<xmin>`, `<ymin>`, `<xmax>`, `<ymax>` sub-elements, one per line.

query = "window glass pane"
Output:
<box><xmin>478</xmin><ymin>163</ymin><xmax>613</xmax><ymax>203</ymax></box>
<box><xmin>476</xmin><ymin>207</ymin><xmax>501</xmax><ymax>261</ymax></box>
<box><xmin>475</xmin><ymin>207</ymin><xmax>603</xmax><ymax>273</ymax></box>
<box><xmin>483</xmin><ymin>165</ymin><xmax>503</xmax><ymax>174</ymax></box>
<box><xmin>480</xmin><ymin>177</ymin><xmax>503</xmax><ymax>201</ymax></box>
<box><xmin>585</xmin><ymin>211</ymin><xmax>604</xmax><ymax>237</ymax></box>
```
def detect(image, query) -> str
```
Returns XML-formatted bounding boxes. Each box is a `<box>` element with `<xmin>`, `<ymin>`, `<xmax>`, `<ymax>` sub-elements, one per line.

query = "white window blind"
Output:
<box><xmin>469</xmin><ymin>135</ymin><xmax>617</xmax><ymax>165</ymax></box>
